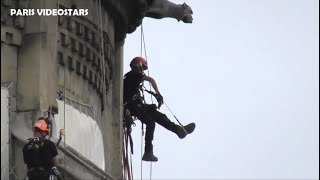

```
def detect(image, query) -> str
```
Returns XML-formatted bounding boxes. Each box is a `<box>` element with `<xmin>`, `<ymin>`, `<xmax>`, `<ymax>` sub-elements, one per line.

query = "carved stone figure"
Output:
<box><xmin>146</xmin><ymin>0</ymin><xmax>193</xmax><ymax>23</ymax></box>
<box><xmin>123</xmin><ymin>0</ymin><xmax>193</xmax><ymax>38</ymax></box>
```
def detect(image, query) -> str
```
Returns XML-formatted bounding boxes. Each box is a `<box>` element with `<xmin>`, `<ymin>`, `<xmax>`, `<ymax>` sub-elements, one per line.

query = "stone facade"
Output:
<box><xmin>1</xmin><ymin>0</ymin><xmax>193</xmax><ymax>179</ymax></box>
<box><xmin>1</xmin><ymin>0</ymin><xmax>136</xmax><ymax>179</ymax></box>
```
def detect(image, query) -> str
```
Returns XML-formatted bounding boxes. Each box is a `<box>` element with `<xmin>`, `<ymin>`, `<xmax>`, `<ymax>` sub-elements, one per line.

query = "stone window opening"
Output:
<box><xmin>89</xmin><ymin>70</ymin><xmax>93</xmax><ymax>84</ymax></box>
<box><xmin>76</xmin><ymin>61</ymin><xmax>81</xmax><ymax>75</ymax></box>
<box><xmin>75</xmin><ymin>21</ymin><xmax>83</xmax><ymax>36</ymax></box>
<box><xmin>57</xmin><ymin>51</ymin><xmax>64</xmax><ymax>66</ymax></box>
<box><xmin>84</xmin><ymin>26</ymin><xmax>90</xmax><ymax>40</ymax></box>
<box><xmin>93</xmin><ymin>75</ymin><xmax>98</xmax><ymax>89</ymax></box>
<box><xmin>71</xmin><ymin>38</ymin><xmax>78</xmax><ymax>52</ymax></box>
<box><xmin>5</xmin><ymin>32</ymin><xmax>13</xmax><ymax>44</ymax></box>
<box><xmin>67</xmin><ymin>56</ymin><xmax>75</xmax><ymax>70</ymax></box>
<box><xmin>60</xmin><ymin>33</ymin><xmax>68</xmax><ymax>47</ymax></box>
<box><xmin>92</xmin><ymin>53</ymin><xmax>97</xmax><ymax>67</ymax></box>
<box><xmin>86</xmin><ymin>48</ymin><xmax>92</xmax><ymax>61</ymax></box>
<box><xmin>79</xmin><ymin>43</ymin><xmax>85</xmax><ymax>56</ymax></box>
<box><xmin>83</xmin><ymin>65</ymin><xmax>87</xmax><ymax>79</ymax></box>
<box><xmin>96</xmin><ymin>58</ymin><xmax>101</xmax><ymax>72</ymax></box>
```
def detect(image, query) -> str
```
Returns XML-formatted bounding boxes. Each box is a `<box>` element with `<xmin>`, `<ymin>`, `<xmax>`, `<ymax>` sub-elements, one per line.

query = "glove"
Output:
<box><xmin>51</xmin><ymin>167</ymin><xmax>60</xmax><ymax>176</ymax></box>
<box><xmin>154</xmin><ymin>93</ymin><xmax>164</xmax><ymax>108</ymax></box>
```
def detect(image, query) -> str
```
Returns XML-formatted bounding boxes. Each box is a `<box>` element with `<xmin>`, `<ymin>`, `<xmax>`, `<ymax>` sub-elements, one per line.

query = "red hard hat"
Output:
<box><xmin>130</xmin><ymin>57</ymin><xmax>148</xmax><ymax>70</ymax></box>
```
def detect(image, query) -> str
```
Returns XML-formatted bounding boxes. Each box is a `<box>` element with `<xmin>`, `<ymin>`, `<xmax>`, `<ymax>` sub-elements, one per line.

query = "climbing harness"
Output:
<box><xmin>141</xmin><ymin>87</ymin><xmax>162</xmax><ymax>108</ymax></box>
<box><xmin>143</xmin><ymin>88</ymin><xmax>187</xmax><ymax>134</ymax></box>
<box><xmin>23</xmin><ymin>136</ymin><xmax>64</xmax><ymax>180</ymax></box>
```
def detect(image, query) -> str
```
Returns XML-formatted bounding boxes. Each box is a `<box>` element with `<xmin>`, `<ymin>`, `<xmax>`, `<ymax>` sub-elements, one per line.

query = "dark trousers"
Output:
<box><xmin>26</xmin><ymin>167</ymin><xmax>61</xmax><ymax>180</ymax></box>
<box><xmin>126</xmin><ymin>103</ymin><xmax>178</xmax><ymax>152</ymax></box>
<box><xmin>27</xmin><ymin>169</ymin><xmax>50</xmax><ymax>180</ymax></box>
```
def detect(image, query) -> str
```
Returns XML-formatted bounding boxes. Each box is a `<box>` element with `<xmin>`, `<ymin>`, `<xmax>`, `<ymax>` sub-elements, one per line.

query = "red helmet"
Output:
<box><xmin>34</xmin><ymin>120</ymin><xmax>50</xmax><ymax>132</ymax></box>
<box><xmin>130</xmin><ymin>57</ymin><xmax>148</xmax><ymax>70</ymax></box>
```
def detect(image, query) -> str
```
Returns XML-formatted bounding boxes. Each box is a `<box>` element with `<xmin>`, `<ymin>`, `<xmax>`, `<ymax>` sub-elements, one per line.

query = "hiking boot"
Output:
<box><xmin>175</xmin><ymin>123</ymin><xmax>196</xmax><ymax>139</ymax></box>
<box><xmin>184</xmin><ymin>123</ymin><xmax>196</xmax><ymax>134</ymax></box>
<box><xmin>142</xmin><ymin>152</ymin><xmax>158</xmax><ymax>162</ymax></box>
<box><xmin>142</xmin><ymin>145</ymin><xmax>158</xmax><ymax>162</ymax></box>
<box><xmin>175</xmin><ymin>125</ymin><xmax>188</xmax><ymax>139</ymax></box>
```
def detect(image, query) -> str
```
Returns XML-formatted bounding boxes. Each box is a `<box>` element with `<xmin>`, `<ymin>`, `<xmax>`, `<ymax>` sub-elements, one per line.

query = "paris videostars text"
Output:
<box><xmin>10</xmin><ymin>9</ymin><xmax>89</xmax><ymax>16</ymax></box>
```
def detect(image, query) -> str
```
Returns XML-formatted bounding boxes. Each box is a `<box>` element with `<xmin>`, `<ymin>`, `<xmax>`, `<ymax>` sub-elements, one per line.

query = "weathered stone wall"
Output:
<box><xmin>1</xmin><ymin>88</ymin><xmax>10</xmax><ymax>180</ymax></box>
<box><xmin>1</xmin><ymin>0</ymin><xmax>128</xmax><ymax>179</ymax></box>
<box><xmin>53</xmin><ymin>100</ymin><xmax>105</xmax><ymax>170</ymax></box>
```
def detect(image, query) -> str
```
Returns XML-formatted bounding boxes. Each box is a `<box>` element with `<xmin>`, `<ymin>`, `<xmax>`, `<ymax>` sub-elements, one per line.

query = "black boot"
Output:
<box><xmin>142</xmin><ymin>145</ymin><xmax>158</xmax><ymax>162</ymax></box>
<box><xmin>184</xmin><ymin>122</ymin><xmax>196</xmax><ymax>134</ymax></box>
<box><xmin>175</xmin><ymin>125</ymin><xmax>187</xmax><ymax>139</ymax></box>
<box><xmin>175</xmin><ymin>123</ymin><xmax>196</xmax><ymax>139</ymax></box>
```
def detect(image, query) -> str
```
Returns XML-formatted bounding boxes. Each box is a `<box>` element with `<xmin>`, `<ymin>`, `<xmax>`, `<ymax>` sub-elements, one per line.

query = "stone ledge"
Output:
<box><xmin>57</xmin><ymin>145</ymin><xmax>116</xmax><ymax>180</ymax></box>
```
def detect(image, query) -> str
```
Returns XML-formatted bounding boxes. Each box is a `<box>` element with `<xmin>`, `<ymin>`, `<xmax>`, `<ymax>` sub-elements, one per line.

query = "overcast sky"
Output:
<box><xmin>123</xmin><ymin>0</ymin><xmax>319</xmax><ymax>179</ymax></box>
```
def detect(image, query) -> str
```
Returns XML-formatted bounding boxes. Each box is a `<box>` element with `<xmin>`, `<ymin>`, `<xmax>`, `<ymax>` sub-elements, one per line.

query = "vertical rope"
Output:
<box><xmin>63</xmin><ymin>64</ymin><xmax>67</xmax><ymax>177</ymax></box>
<box><xmin>55</xmin><ymin>0</ymin><xmax>68</xmax><ymax>176</ymax></box>
<box><xmin>142</xmin><ymin>23</ymin><xmax>187</xmax><ymax>136</ymax></box>
<box><xmin>97</xmin><ymin>5</ymin><xmax>112</xmax><ymax>179</ymax></box>
<box><xmin>63</xmin><ymin>29</ymin><xmax>67</xmax><ymax>180</ymax></box>
<box><xmin>140</xmin><ymin>24</ymin><xmax>144</xmax><ymax>180</ymax></box>
<box><xmin>141</xmin><ymin>23</ymin><xmax>154</xmax><ymax>180</ymax></box>
<box><xmin>98</xmin><ymin>0</ymin><xmax>107</xmax><ymax>110</ymax></box>
<box><xmin>52</xmin><ymin>0</ymin><xmax>68</xmax><ymax>176</ymax></box>
<box><xmin>129</xmin><ymin>147</ymin><xmax>134</xmax><ymax>180</ymax></box>
<box><xmin>39</xmin><ymin>0</ymin><xmax>42</xmax><ymax>92</ymax></box>
<box><xmin>140</xmin><ymin>24</ymin><xmax>143</xmax><ymax>59</ymax></box>
<box><xmin>53</xmin><ymin>0</ymin><xmax>60</xmax><ymax>138</ymax></box>
<box><xmin>150</xmin><ymin>162</ymin><xmax>152</xmax><ymax>180</ymax></box>
<box><xmin>141</xmin><ymin>25</ymin><xmax>153</xmax><ymax>104</ymax></box>
<box><xmin>56</xmin><ymin>2</ymin><xmax>67</xmax><ymax>175</ymax></box>
<box><xmin>140</xmin><ymin>122</ymin><xmax>144</xmax><ymax>180</ymax></box>
<box><xmin>140</xmin><ymin>23</ymin><xmax>155</xmax><ymax>180</ymax></box>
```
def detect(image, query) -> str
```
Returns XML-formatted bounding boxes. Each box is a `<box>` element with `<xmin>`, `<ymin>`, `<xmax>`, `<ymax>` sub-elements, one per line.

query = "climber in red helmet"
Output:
<box><xmin>123</xmin><ymin>57</ymin><xmax>196</xmax><ymax>162</ymax></box>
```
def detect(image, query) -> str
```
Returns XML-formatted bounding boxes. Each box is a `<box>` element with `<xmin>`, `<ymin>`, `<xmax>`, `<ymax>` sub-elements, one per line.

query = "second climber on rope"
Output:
<box><xmin>123</xmin><ymin>57</ymin><xmax>196</xmax><ymax>162</ymax></box>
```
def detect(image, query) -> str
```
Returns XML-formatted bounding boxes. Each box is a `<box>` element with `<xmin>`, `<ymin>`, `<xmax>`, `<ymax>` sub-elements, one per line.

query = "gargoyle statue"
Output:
<box><xmin>145</xmin><ymin>0</ymin><xmax>193</xmax><ymax>23</ymax></box>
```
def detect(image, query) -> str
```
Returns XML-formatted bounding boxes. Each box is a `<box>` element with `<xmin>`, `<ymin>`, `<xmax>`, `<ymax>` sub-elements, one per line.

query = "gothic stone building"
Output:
<box><xmin>1</xmin><ymin>0</ymin><xmax>191</xmax><ymax>179</ymax></box>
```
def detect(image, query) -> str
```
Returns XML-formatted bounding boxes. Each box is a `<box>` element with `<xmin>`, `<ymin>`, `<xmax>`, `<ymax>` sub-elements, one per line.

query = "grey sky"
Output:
<box><xmin>123</xmin><ymin>0</ymin><xmax>319</xmax><ymax>179</ymax></box>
